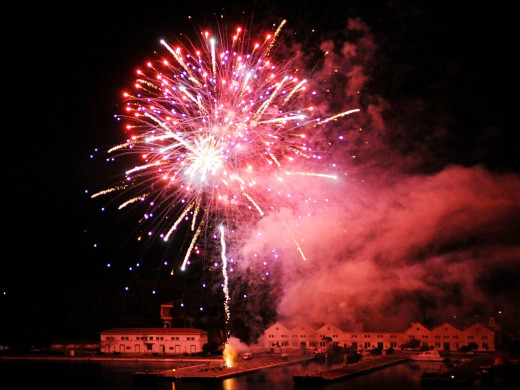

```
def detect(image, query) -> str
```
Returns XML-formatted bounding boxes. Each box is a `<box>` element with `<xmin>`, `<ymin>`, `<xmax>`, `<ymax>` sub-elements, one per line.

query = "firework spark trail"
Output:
<box><xmin>164</xmin><ymin>203</ymin><xmax>194</xmax><ymax>241</ymax></box>
<box><xmin>118</xmin><ymin>193</ymin><xmax>149</xmax><ymax>210</ymax></box>
<box><xmin>219</xmin><ymin>225</ymin><xmax>231</xmax><ymax>337</ymax></box>
<box><xmin>282</xmin><ymin>219</ymin><xmax>307</xmax><ymax>261</ymax></box>
<box><xmin>92</xmin><ymin>19</ymin><xmax>359</xmax><ymax>304</ymax></box>
<box><xmin>316</xmin><ymin>108</ymin><xmax>361</xmax><ymax>126</ymax></box>
<box><xmin>180</xmin><ymin>220</ymin><xmax>204</xmax><ymax>271</ymax></box>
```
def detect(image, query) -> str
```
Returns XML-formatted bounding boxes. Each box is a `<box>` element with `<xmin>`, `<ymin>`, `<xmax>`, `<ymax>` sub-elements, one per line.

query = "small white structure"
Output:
<box><xmin>100</xmin><ymin>327</ymin><xmax>208</xmax><ymax>355</ymax></box>
<box><xmin>410</xmin><ymin>350</ymin><xmax>444</xmax><ymax>361</ymax></box>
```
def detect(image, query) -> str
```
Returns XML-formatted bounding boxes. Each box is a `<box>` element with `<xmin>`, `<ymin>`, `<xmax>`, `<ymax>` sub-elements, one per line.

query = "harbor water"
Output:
<box><xmin>0</xmin><ymin>356</ymin><xmax>517</xmax><ymax>390</ymax></box>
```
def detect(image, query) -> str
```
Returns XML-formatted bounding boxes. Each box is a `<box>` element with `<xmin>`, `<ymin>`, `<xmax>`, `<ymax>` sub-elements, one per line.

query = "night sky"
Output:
<box><xmin>2</xmin><ymin>1</ymin><xmax>518</xmax><ymax>348</ymax></box>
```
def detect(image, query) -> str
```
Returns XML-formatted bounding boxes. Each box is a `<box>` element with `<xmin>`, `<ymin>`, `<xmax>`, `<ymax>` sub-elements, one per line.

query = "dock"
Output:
<box><xmin>134</xmin><ymin>353</ymin><xmax>314</xmax><ymax>382</ymax></box>
<box><xmin>293</xmin><ymin>353</ymin><xmax>409</xmax><ymax>385</ymax></box>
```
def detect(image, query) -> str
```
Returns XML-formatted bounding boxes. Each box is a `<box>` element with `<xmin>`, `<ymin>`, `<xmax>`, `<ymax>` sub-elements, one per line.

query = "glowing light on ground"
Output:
<box><xmin>223</xmin><ymin>342</ymin><xmax>236</xmax><ymax>367</ymax></box>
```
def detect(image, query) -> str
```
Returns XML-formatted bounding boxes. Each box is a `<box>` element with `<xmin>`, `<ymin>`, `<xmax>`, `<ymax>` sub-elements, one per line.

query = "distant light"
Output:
<box><xmin>125</xmin><ymin>286</ymin><xmax>129</xmax><ymax>291</ymax></box>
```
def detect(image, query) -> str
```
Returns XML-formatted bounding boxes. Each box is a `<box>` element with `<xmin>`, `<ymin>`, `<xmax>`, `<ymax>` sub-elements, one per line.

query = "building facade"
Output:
<box><xmin>100</xmin><ymin>327</ymin><xmax>208</xmax><ymax>355</ymax></box>
<box><xmin>264</xmin><ymin>320</ymin><xmax>495</xmax><ymax>353</ymax></box>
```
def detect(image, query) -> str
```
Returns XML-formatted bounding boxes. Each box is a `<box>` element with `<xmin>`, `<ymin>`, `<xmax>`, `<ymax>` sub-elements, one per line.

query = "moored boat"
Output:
<box><xmin>410</xmin><ymin>350</ymin><xmax>445</xmax><ymax>362</ymax></box>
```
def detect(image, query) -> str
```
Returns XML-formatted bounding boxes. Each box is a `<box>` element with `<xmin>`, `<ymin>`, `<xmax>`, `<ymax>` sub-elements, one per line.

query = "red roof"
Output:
<box><xmin>100</xmin><ymin>327</ymin><xmax>207</xmax><ymax>335</ymax></box>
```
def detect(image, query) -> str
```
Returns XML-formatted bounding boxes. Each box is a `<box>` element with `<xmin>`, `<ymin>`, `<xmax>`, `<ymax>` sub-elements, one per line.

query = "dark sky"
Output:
<box><xmin>1</xmin><ymin>1</ymin><xmax>518</xmax><ymax>346</ymax></box>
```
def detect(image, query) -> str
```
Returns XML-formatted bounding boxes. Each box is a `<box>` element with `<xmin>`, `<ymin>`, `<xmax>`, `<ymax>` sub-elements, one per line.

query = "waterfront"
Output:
<box><xmin>0</xmin><ymin>353</ymin><xmax>517</xmax><ymax>390</ymax></box>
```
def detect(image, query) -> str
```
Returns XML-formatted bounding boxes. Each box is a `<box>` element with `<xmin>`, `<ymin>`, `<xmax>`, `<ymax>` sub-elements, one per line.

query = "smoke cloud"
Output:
<box><xmin>247</xmin><ymin>165</ymin><xmax>519</xmax><ymax>329</ymax></box>
<box><xmin>230</xmin><ymin>16</ymin><xmax>520</xmax><ymax>337</ymax></box>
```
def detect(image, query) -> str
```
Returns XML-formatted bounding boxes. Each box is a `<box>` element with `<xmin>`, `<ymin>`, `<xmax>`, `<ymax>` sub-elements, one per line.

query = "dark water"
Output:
<box><xmin>0</xmin><ymin>359</ymin><xmax>516</xmax><ymax>390</ymax></box>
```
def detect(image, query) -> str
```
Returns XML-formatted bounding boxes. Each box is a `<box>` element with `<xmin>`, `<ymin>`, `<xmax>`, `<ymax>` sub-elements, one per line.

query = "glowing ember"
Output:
<box><xmin>223</xmin><ymin>343</ymin><xmax>235</xmax><ymax>367</ymax></box>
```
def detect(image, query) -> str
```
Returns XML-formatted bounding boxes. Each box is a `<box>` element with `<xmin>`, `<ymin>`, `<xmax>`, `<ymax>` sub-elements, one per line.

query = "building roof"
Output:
<box><xmin>462</xmin><ymin>323</ymin><xmax>493</xmax><ymax>333</ymax></box>
<box><xmin>100</xmin><ymin>327</ymin><xmax>207</xmax><ymax>335</ymax></box>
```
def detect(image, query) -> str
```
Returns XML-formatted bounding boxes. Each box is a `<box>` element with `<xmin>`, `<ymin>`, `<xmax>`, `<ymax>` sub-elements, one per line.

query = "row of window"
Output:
<box><xmin>269</xmin><ymin>333</ymin><xmax>399</xmax><ymax>339</ymax></box>
<box><xmin>105</xmin><ymin>336</ymin><xmax>200</xmax><ymax>341</ymax></box>
<box><xmin>410</xmin><ymin>335</ymin><xmax>488</xmax><ymax>340</ymax></box>
<box><xmin>269</xmin><ymin>333</ymin><xmax>489</xmax><ymax>342</ymax></box>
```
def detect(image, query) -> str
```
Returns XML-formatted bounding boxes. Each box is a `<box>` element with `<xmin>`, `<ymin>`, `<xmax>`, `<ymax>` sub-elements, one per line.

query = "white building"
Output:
<box><xmin>264</xmin><ymin>321</ymin><xmax>291</xmax><ymax>350</ymax></box>
<box><xmin>100</xmin><ymin>327</ymin><xmax>208</xmax><ymax>355</ymax></box>
<box><xmin>290</xmin><ymin>323</ymin><xmax>320</xmax><ymax>350</ymax></box>
<box><xmin>461</xmin><ymin>323</ymin><xmax>494</xmax><ymax>351</ymax></box>
<box><xmin>430</xmin><ymin>322</ymin><xmax>461</xmax><ymax>351</ymax></box>
<box><xmin>263</xmin><ymin>320</ymin><xmax>495</xmax><ymax>353</ymax></box>
<box><xmin>317</xmin><ymin>323</ymin><xmax>343</xmax><ymax>348</ymax></box>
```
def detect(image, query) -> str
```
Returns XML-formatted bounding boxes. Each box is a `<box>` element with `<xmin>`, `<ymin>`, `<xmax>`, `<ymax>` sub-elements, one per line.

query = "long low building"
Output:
<box><xmin>264</xmin><ymin>319</ymin><xmax>495</xmax><ymax>353</ymax></box>
<box><xmin>100</xmin><ymin>327</ymin><xmax>208</xmax><ymax>355</ymax></box>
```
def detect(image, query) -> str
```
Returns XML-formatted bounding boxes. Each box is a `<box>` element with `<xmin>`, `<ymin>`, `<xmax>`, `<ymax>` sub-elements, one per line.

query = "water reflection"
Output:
<box><xmin>222</xmin><ymin>377</ymin><xmax>237</xmax><ymax>390</ymax></box>
<box><xmin>3</xmin><ymin>354</ymin><xmax>516</xmax><ymax>390</ymax></box>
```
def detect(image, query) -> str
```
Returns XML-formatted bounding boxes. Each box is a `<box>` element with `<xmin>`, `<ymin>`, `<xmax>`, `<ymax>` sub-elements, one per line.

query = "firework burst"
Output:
<box><xmin>91</xmin><ymin>19</ymin><xmax>359</xmax><ymax>333</ymax></box>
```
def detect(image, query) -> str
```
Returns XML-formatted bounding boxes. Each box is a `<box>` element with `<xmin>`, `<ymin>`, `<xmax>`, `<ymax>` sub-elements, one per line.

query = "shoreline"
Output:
<box><xmin>0</xmin><ymin>354</ymin><xmax>224</xmax><ymax>363</ymax></box>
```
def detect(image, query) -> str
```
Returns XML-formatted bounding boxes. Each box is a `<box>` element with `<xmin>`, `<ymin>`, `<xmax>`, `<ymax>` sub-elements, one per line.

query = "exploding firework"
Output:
<box><xmin>91</xmin><ymin>19</ymin><xmax>359</xmax><ymax>338</ymax></box>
